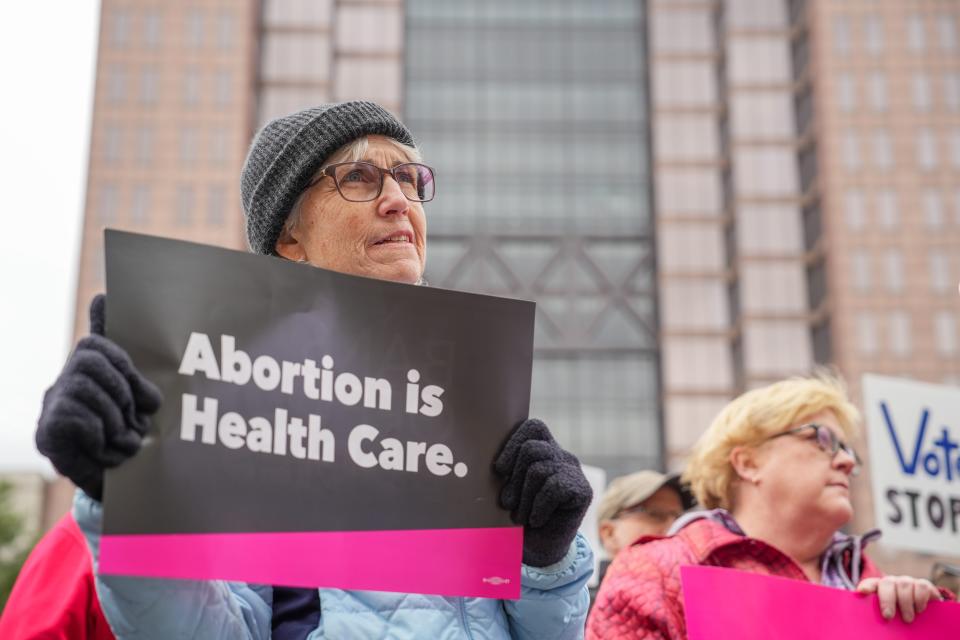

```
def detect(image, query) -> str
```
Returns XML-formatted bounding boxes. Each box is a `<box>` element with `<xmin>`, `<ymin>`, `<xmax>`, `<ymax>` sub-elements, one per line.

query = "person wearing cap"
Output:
<box><xmin>34</xmin><ymin>102</ymin><xmax>594</xmax><ymax>640</ymax></box>
<box><xmin>587</xmin><ymin>373</ymin><xmax>953</xmax><ymax>639</ymax></box>
<box><xmin>597</xmin><ymin>471</ymin><xmax>691</xmax><ymax>560</ymax></box>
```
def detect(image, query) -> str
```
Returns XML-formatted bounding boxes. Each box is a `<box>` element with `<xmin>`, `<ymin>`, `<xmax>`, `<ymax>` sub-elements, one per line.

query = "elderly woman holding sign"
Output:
<box><xmin>587</xmin><ymin>373</ymin><xmax>952</xmax><ymax>639</ymax></box>
<box><xmin>35</xmin><ymin>102</ymin><xmax>594</xmax><ymax>639</ymax></box>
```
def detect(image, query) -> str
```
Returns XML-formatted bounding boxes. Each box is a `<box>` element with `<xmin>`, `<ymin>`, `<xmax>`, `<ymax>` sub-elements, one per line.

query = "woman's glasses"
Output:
<box><xmin>764</xmin><ymin>423</ymin><xmax>862</xmax><ymax>475</ymax></box>
<box><xmin>309</xmin><ymin>161</ymin><xmax>436</xmax><ymax>203</ymax></box>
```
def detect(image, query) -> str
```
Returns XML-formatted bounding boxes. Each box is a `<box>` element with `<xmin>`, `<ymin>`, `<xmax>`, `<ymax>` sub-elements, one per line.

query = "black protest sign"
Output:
<box><xmin>99</xmin><ymin>230</ymin><xmax>533</xmax><ymax>597</ymax></box>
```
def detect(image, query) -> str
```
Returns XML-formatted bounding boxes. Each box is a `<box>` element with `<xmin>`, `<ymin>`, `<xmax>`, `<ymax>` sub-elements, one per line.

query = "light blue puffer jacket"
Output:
<box><xmin>75</xmin><ymin>491</ymin><xmax>593</xmax><ymax>639</ymax></box>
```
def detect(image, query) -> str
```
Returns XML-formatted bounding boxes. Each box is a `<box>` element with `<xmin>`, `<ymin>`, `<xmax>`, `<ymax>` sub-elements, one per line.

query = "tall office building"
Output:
<box><xmin>61</xmin><ymin>0</ymin><xmax>957</xmax><ymax>575</ymax></box>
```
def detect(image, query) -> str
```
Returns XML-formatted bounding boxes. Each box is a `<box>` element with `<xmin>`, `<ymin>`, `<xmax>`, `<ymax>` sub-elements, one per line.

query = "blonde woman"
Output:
<box><xmin>587</xmin><ymin>373</ymin><xmax>951</xmax><ymax>639</ymax></box>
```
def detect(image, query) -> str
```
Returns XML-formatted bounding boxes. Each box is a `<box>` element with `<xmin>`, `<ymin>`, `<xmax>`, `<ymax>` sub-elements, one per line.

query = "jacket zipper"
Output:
<box><xmin>457</xmin><ymin>597</ymin><xmax>475</xmax><ymax>639</ymax></box>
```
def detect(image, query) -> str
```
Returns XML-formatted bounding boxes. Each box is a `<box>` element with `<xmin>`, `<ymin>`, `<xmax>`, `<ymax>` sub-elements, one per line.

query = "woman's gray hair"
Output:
<box><xmin>283</xmin><ymin>135</ymin><xmax>422</xmax><ymax>236</ymax></box>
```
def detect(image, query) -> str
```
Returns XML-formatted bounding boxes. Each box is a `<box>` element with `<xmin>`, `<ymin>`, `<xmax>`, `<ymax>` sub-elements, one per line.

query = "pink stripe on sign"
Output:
<box><xmin>100</xmin><ymin>527</ymin><xmax>522</xmax><ymax>599</ymax></box>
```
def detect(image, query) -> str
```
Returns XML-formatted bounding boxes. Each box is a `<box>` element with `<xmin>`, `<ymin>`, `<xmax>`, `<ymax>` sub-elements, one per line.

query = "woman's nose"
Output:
<box><xmin>377</xmin><ymin>175</ymin><xmax>409</xmax><ymax>216</ymax></box>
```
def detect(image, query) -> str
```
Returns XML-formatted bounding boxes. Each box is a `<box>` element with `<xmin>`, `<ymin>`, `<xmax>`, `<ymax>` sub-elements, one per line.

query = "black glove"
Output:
<box><xmin>494</xmin><ymin>418</ymin><xmax>592</xmax><ymax>567</ymax></box>
<box><xmin>35</xmin><ymin>294</ymin><xmax>162</xmax><ymax>501</ymax></box>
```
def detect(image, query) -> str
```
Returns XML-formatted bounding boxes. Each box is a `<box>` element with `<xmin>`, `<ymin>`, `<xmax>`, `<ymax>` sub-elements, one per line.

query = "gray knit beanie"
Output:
<box><xmin>241</xmin><ymin>101</ymin><xmax>416</xmax><ymax>256</ymax></box>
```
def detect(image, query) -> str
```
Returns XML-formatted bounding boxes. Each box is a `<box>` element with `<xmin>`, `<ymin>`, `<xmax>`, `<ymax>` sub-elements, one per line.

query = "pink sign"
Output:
<box><xmin>681</xmin><ymin>566</ymin><xmax>958</xmax><ymax>640</ymax></box>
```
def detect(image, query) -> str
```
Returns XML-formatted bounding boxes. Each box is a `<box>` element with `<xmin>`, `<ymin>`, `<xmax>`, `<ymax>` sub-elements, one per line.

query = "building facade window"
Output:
<box><xmin>217</xmin><ymin>11</ymin><xmax>235</xmax><ymax>49</ymax></box>
<box><xmin>131</xmin><ymin>184</ymin><xmax>150</xmax><ymax>224</ymax></box>
<box><xmin>924</xmin><ymin>189</ymin><xmax>945</xmax><ymax>229</ymax></box>
<box><xmin>207</xmin><ymin>185</ymin><xmax>226</xmax><ymax>225</ymax></box>
<box><xmin>935</xmin><ymin>312</ymin><xmax>958</xmax><ymax>356</ymax></box>
<box><xmin>888</xmin><ymin>312</ymin><xmax>912</xmax><ymax>357</ymax></box>
<box><xmin>136</xmin><ymin>127</ymin><xmax>153</xmax><ymax>166</ymax></box>
<box><xmin>844</xmin><ymin>189</ymin><xmax>866</xmax><ymax>230</ymax></box>
<box><xmin>908</xmin><ymin>14</ymin><xmax>926</xmax><ymax>52</ymax></box>
<box><xmin>183</xmin><ymin>67</ymin><xmax>200</xmax><ymax>106</ymax></box>
<box><xmin>186</xmin><ymin>9</ymin><xmax>204</xmax><ymax>48</ymax></box>
<box><xmin>912</xmin><ymin>74</ymin><xmax>932</xmax><ymax>112</ymax></box>
<box><xmin>110</xmin><ymin>9</ymin><xmax>130</xmax><ymax>47</ymax></box>
<box><xmin>215</xmin><ymin>70</ymin><xmax>233</xmax><ymax>107</ymax></box>
<box><xmin>916</xmin><ymin>128</ymin><xmax>938</xmax><ymax>170</ymax></box>
<box><xmin>107</xmin><ymin>64</ymin><xmax>126</xmax><ymax>104</ymax></box>
<box><xmin>103</xmin><ymin>126</ymin><xmax>122</xmax><ymax>164</ymax></box>
<box><xmin>864</xmin><ymin>16</ymin><xmax>884</xmax><ymax>55</ymax></box>
<box><xmin>876</xmin><ymin>189</ymin><xmax>898</xmax><ymax>229</ymax></box>
<box><xmin>833</xmin><ymin>16</ymin><xmax>852</xmax><ymax>56</ymax></box>
<box><xmin>180</xmin><ymin>127</ymin><xmax>198</xmax><ymax>165</ymax></box>
<box><xmin>837</xmin><ymin>73</ymin><xmax>856</xmax><ymax>112</ymax></box>
<box><xmin>939</xmin><ymin>13</ymin><xmax>958</xmax><ymax>51</ymax></box>
<box><xmin>872</xmin><ymin>130</ymin><xmax>893</xmax><ymax>170</ymax></box>
<box><xmin>929</xmin><ymin>251</ymin><xmax>951</xmax><ymax>293</ymax></box>
<box><xmin>868</xmin><ymin>72</ymin><xmax>887</xmax><ymax>112</ymax></box>
<box><xmin>883</xmin><ymin>249</ymin><xmax>904</xmax><ymax>293</ymax></box>
<box><xmin>140</xmin><ymin>67</ymin><xmax>159</xmax><ymax>105</ymax></box>
<box><xmin>144</xmin><ymin>10</ymin><xmax>161</xmax><ymax>48</ymax></box>
<box><xmin>945</xmin><ymin>73</ymin><xmax>960</xmax><ymax>112</ymax></box>
<box><xmin>842</xmin><ymin>131</ymin><xmax>860</xmax><ymax>170</ymax></box>
<box><xmin>851</xmin><ymin>250</ymin><xmax>871</xmax><ymax>292</ymax></box>
<box><xmin>857</xmin><ymin>312</ymin><xmax>878</xmax><ymax>355</ymax></box>
<box><xmin>176</xmin><ymin>185</ymin><xmax>194</xmax><ymax>226</ymax></box>
<box><xmin>98</xmin><ymin>184</ymin><xmax>119</xmax><ymax>225</ymax></box>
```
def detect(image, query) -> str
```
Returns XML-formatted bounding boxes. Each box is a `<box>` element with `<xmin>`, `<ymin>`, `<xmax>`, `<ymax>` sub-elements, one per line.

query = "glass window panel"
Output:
<box><xmin>935</xmin><ymin>312</ymin><xmax>958</xmax><ymax>356</ymax></box>
<box><xmin>176</xmin><ymin>185</ymin><xmax>194</xmax><ymax>226</ymax></box>
<box><xmin>864</xmin><ymin>16</ymin><xmax>884</xmax><ymax>55</ymax></box>
<box><xmin>939</xmin><ymin>13</ymin><xmax>958</xmax><ymax>51</ymax></box>
<box><xmin>651</xmin><ymin>10</ymin><xmax>714</xmax><ymax>54</ymax></box>
<box><xmin>929</xmin><ymin>251</ymin><xmax>951</xmax><ymax>292</ymax></box>
<box><xmin>98</xmin><ymin>184</ymin><xmax>119</xmax><ymax>224</ymax></box>
<box><xmin>731</xmin><ymin>92</ymin><xmax>793</xmax><ymax>138</ymax></box>
<box><xmin>868</xmin><ymin>72</ymin><xmax>887</xmax><ymax>112</ymax></box>
<box><xmin>851</xmin><ymin>251</ymin><xmax>871</xmax><ymax>292</ymax></box>
<box><xmin>913</xmin><ymin>74</ymin><xmax>932</xmax><ymax>112</ymax></box>
<box><xmin>833</xmin><ymin>16</ymin><xmax>851</xmax><ymax>56</ymax></box>
<box><xmin>945</xmin><ymin>73</ymin><xmax>960</xmax><ymax>112</ymax></box>
<box><xmin>185</xmin><ymin>9</ymin><xmax>204</xmax><ymax>48</ymax></box>
<box><xmin>837</xmin><ymin>73</ymin><xmax>856</xmax><ymax>112</ymax></box>
<box><xmin>144</xmin><ymin>10</ymin><xmax>161</xmax><ymax>48</ymax></box>
<box><xmin>726</xmin><ymin>0</ymin><xmax>787</xmax><ymax>29</ymax></box>
<box><xmin>916</xmin><ymin>128</ymin><xmax>937</xmax><ymax>170</ymax></box>
<box><xmin>140</xmin><ymin>66</ymin><xmax>159</xmax><ymax>105</ymax></box>
<box><xmin>857</xmin><ymin>312</ymin><xmax>878</xmax><ymax>355</ymax></box>
<box><xmin>876</xmin><ymin>189</ymin><xmax>898</xmax><ymax>229</ymax></box>
<box><xmin>924</xmin><ymin>189</ymin><xmax>945</xmax><ymax>229</ymax></box>
<box><xmin>728</xmin><ymin>38</ymin><xmax>791</xmax><ymax>84</ymax></box>
<box><xmin>131</xmin><ymin>184</ymin><xmax>150</xmax><ymax>225</ymax></box>
<box><xmin>842</xmin><ymin>131</ymin><xmax>860</xmax><ymax>170</ymax></box>
<box><xmin>883</xmin><ymin>249</ymin><xmax>904</xmax><ymax>293</ymax></box>
<box><xmin>107</xmin><ymin>64</ymin><xmax>126</xmax><ymax>104</ymax></box>
<box><xmin>734</xmin><ymin>148</ymin><xmax>798</xmax><ymax>196</ymax></box>
<box><xmin>908</xmin><ymin>14</ymin><xmax>925</xmax><ymax>52</ymax></box>
<box><xmin>888</xmin><ymin>312</ymin><xmax>912</xmax><ymax>357</ymax></box>
<box><xmin>844</xmin><ymin>189</ymin><xmax>866</xmax><ymax>230</ymax></box>
<box><xmin>871</xmin><ymin>130</ymin><xmax>893</xmax><ymax>170</ymax></box>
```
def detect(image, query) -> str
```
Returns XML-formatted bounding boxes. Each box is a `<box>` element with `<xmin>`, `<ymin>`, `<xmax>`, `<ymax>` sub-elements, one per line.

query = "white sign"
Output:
<box><xmin>863</xmin><ymin>375</ymin><xmax>960</xmax><ymax>556</ymax></box>
<box><xmin>579</xmin><ymin>464</ymin><xmax>607</xmax><ymax>588</ymax></box>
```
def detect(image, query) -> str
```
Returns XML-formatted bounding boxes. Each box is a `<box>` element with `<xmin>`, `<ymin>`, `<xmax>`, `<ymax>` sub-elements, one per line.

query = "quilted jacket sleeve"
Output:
<box><xmin>504</xmin><ymin>532</ymin><xmax>594</xmax><ymax>640</ymax></box>
<box><xmin>73</xmin><ymin>490</ymin><xmax>273</xmax><ymax>640</ymax></box>
<box><xmin>586</xmin><ymin>544</ymin><xmax>683</xmax><ymax>640</ymax></box>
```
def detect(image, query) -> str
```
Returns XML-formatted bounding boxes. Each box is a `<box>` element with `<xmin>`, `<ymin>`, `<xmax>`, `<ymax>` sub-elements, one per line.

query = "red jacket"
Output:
<box><xmin>0</xmin><ymin>512</ymin><xmax>115</xmax><ymax>639</ymax></box>
<box><xmin>586</xmin><ymin>518</ymin><xmax>884</xmax><ymax>640</ymax></box>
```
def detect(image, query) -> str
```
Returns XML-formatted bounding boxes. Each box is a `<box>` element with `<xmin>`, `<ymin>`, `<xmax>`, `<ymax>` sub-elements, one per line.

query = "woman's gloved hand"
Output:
<box><xmin>35</xmin><ymin>294</ymin><xmax>162</xmax><ymax>501</ymax></box>
<box><xmin>494</xmin><ymin>418</ymin><xmax>592</xmax><ymax>567</ymax></box>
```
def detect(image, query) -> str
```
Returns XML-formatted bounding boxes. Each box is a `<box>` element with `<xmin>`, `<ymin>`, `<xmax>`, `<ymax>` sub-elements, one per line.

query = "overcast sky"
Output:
<box><xmin>0</xmin><ymin>2</ymin><xmax>99</xmax><ymax>473</ymax></box>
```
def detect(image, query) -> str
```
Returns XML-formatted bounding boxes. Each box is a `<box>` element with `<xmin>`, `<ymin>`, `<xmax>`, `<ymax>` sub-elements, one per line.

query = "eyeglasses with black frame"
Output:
<box><xmin>763</xmin><ymin>423</ymin><xmax>862</xmax><ymax>476</ymax></box>
<box><xmin>308</xmin><ymin>161</ymin><xmax>436</xmax><ymax>203</ymax></box>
